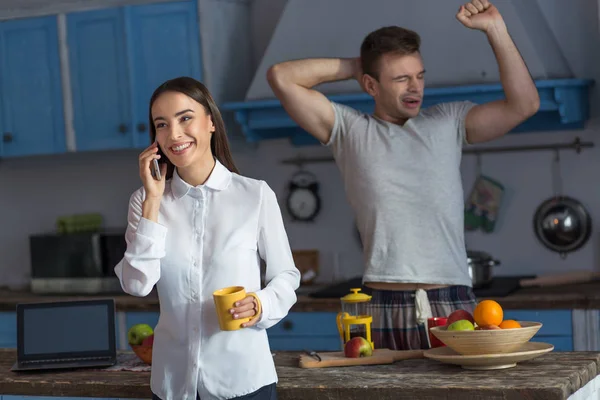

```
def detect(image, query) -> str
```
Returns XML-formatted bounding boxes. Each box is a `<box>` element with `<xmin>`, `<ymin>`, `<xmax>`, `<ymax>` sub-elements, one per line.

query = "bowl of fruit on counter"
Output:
<box><xmin>429</xmin><ymin>300</ymin><xmax>542</xmax><ymax>355</ymax></box>
<box><xmin>128</xmin><ymin>323</ymin><xmax>154</xmax><ymax>365</ymax></box>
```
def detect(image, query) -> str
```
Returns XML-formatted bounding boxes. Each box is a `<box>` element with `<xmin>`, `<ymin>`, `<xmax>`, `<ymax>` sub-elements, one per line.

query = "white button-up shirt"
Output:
<box><xmin>114</xmin><ymin>160</ymin><xmax>301</xmax><ymax>400</ymax></box>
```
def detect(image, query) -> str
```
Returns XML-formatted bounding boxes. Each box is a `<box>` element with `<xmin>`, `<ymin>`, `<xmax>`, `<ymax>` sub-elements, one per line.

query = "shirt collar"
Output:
<box><xmin>171</xmin><ymin>159</ymin><xmax>232</xmax><ymax>199</ymax></box>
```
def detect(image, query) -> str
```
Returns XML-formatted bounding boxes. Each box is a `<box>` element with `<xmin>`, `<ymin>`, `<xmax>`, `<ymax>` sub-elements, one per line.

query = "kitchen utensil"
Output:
<box><xmin>212</xmin><ymin>286</ymin><xmax>261</xmax><ymax>331</ymax></box>
<box><xmin>519</xmin><ymin>271</ymin><xmax>600</xmax><ymax>287</ymax></box>
<box><xmin>533</xmin><ymin>196</ymin><xmax>592</xmax><ymax>258</ymax></box>
<box><xmin>336</xmin><ymin>288</ymin><xmax>373</xmax><ymax>350</ymax></box>
<box><xmin>298</xmin><ymin>349</ymin><xmax>424</xmax><ymax>368</ymax></box>
<box><xmin>467</xmin><ymin>250</ymin><xmax>500</xmax><ymax>288</ymax></box>
<box><xmin>533</xmin><ymin>151</ymin><xmax>592</xmax><ymax>258</ymax></box>
<box><xmin>424</xmin><ymin>342</ymin><xmax>553</xmax><ymax>370</ymax></box>
<box><xmin>303</xmin><ymin>350</ymin><xmax>321</xmax><ymax>361</ymax></box>
<box><xmin>430</xmin><ymin>321</ymin><xmax>542</xmax><ymax>355</ymax></box>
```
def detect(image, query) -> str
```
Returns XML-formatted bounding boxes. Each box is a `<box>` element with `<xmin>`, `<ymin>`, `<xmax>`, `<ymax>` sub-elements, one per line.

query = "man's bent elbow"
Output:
<box><xmin>510</xmin><ymin>95</ymin><xmax>540</xmax><ymax>123</ymax></box>
<box><xmin>267</xmin><ymin>64</ymin><xmax>286</xmax><ymax>90</ymax></box>
<box><xmin>522</xmin><ymin>92</ymin><xmax>541</xmax><ymax>119</ymax></box>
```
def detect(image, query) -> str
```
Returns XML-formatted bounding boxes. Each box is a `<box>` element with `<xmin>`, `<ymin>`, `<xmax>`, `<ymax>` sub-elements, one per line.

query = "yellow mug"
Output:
<box><xmin>213</xmin><ymin>286</ymin><xmax>262</xmax><ymax>331</ymax></box>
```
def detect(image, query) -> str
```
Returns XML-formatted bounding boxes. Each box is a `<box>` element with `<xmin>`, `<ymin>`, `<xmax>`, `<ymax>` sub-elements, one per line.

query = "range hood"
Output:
<box><xmin>223</xmin><ymin>0</ymin><xmax>595</xmax><ymax>146</ymax></box>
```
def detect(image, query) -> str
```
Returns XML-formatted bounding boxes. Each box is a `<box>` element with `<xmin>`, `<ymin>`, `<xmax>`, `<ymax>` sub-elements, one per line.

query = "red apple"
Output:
<box><xmin>446</xmin><ymin>309</ymin><xmax>474</xmax><ymax>326</ymax></box>
<box><xmin>141</xmin><ymin>334</ymin><xmax>154</xmax><ymax>347</ymax></box>
<box><xmin>344</xmin><ymin>337</ymin><xmax>373</xmax><ymax>358</ymax></box>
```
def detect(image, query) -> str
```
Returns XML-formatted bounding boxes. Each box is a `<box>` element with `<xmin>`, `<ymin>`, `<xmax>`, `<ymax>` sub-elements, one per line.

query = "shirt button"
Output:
<box><xmin>194</xmin><ymin>327</ymin><xmax>199</xmax><ymax>333</ymax></box>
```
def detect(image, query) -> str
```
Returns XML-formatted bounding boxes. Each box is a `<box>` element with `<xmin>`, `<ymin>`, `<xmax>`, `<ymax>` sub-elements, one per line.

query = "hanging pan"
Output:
<box><xmin>533</xmin><ymin>151</ymin><xmax>592</xmax><ymax>258</ymax></box>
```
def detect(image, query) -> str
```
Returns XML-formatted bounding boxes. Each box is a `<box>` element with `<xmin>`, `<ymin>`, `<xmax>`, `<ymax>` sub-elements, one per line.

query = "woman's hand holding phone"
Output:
<box><xmin>139</xmin><ymin>143</ymin><xmax>167</xmax><ymax>221</ymax></box>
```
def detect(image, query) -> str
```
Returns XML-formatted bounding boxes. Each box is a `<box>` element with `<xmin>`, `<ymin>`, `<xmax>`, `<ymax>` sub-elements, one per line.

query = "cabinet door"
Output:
<box><xmin>0</xmin><ymin>312</ymin><xmax>16</xmax><ymax>348</ymax></box>
<box><xmin>503</xmin><ymin>309</ymin><xmax>573</xmax><ymax>351</ymax></box>
<box><xmin>127</xmin><ymin>0</ymin><xmax>202</xmax><ymax>148</ymax></box>
<box><xmin>0</xmin><ymin>16</ymin><xmax>66</xmax><ymax>157</ymax></box>
<box><xmin>267</xmin><ymin>312</ymin><xmax>342</xmax><ymax>351</ymax></box>
<box><xmin>67</xmin><ymin>8</ymin><xmax>133</xmax><ymax>151</ymax></box>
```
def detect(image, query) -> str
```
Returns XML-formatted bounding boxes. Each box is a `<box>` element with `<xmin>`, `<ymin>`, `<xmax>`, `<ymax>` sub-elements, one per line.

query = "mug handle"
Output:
<box><xmin>247</xmin><ymin>292</ymin><xmax>262</xmax><ymax>323</ymax></box>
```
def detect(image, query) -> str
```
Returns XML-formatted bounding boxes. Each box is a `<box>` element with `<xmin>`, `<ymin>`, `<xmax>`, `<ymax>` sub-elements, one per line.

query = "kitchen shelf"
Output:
<box><xmin>222</xmin><ymin>78</ymin><xmax>595</xmax><ymax>146</ymax></box>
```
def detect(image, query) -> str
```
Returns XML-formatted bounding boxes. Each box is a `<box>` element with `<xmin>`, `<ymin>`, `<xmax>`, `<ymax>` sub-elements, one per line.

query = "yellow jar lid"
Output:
<box><xmin>341</xmin><ymin>288</ymin><xmax>372</xmax><ymax>303</ymax></box>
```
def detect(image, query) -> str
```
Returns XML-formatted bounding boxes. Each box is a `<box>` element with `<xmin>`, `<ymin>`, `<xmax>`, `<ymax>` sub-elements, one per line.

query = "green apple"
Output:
<box><xmin>447</xmin><ymin>320</ymin><xmax>475</xmax><ymax>331</ymax></box>
<box><xmin>128</xmin><ymin>323</ymin><xmax>154</xmax><ymax>345</ymax></box>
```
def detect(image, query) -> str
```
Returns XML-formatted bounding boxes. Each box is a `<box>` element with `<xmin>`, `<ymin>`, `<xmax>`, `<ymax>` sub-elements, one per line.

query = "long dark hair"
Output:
<box><xmin>148</xmin><ymin>76</ymin><xmax>239</xmax><ymax>179</ymax></box>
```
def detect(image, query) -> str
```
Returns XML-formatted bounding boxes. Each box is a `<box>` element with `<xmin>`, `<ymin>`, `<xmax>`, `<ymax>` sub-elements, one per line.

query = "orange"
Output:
<box><xmin>473</xmin><ymin>300</ymin><xmax>503</xmax><ymax>327</ymax></box>
<box><xmin>499</xmin><ymin>319</ymin><xmax>521</xmax><ymax>329</ymax></box>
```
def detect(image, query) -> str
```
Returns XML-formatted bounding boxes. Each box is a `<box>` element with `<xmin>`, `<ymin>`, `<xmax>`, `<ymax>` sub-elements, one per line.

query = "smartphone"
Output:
<box><xmin>151</xmin><ymin>146</ymin><xmax>164</xmax><ymax>181</ymax></box>
<box><xmin>152</xmin><ymin>159</ymin><xmax>162</xmax><ymax>181</ymax></box>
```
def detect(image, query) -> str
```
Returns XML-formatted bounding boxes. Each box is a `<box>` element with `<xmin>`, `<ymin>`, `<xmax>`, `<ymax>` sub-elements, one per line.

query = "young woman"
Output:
<box><xmin>115</xmin><ymin>77</ymin><xmax>300</xmax><ymax>400</ymax></box>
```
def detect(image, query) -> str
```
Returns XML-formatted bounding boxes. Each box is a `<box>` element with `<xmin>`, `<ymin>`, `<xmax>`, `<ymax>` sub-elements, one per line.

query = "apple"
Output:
<box><xmin>128</xmin><ymin>323</ymin><xmax>154</xmax><ymax>346</ymax></box>
<box><xmin>446</xmin><ymin>309</ymin><xmax>474</xmax><ymax>326</ymax></box>
<box><xmin>475</xmin><ymin>324</ymin><xmax>501</xmax><ymax>330</ymax></box>
<box><xmin>447</xmin><ymin>320</ymin><xmax>475</xmax><ymax>331</ymax></box>
<box><xmin>141</xmin><ymin>334</ymin><xmax>154</xmax><ymax>347</ymax></box>
<box><xmin>344</xmin><ymin>336</ymin><xmax>373</xmax><ymax>358</ymax></box>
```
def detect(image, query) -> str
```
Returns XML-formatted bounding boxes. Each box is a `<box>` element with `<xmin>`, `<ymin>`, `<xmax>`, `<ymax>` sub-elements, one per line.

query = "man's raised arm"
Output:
<box><xmin>267</xmin><ymin>58</ymin><xmax>361</xmax><ymax>144</ymax></box>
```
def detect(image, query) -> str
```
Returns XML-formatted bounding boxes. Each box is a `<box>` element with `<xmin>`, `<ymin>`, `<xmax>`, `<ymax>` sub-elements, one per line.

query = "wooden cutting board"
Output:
<box><xmin>519</xmin><ymin>271</ymin><xmax>600</xmax><ymax>287</ymax></box>
<box><xmin>298</xmin><ymin>349</ymin><xmax>424</xmax><ymax>368</ymax></box>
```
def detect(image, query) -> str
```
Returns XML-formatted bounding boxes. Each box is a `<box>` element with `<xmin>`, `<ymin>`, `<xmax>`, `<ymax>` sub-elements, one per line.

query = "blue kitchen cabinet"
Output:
<box><xmin>67</xmin><ymin>0</ymin><xmax>202</xmax><ymax>153</ymax></box>
<box><xmin>127</xmin><ymin>1</ymin><xmax>202</xmax><ymax>148</ymax></box>
<box><xmin>123</xmin><ymin>311</ymin><xmax>344</xmax><ymax>352</ymax></box>
<box><xmin>67</xmin><ymin>8</ymin><xmax>132</xmax><ymax>151</ymax></box>
<box><xmin>266</xmin><ymin>310</ymin><xmax>575</xmax><ymax>352</ymax></box>
<box><xmin>267</xmin><ymin>312</ymin><xmax>342</xmax><ymax>351</ymax></box>
<box><xmin>0</xmin><ymin>16</ymin><xmax>66</xmax><ymax>158</ymax></box>
<box><xmin>501</xmin><ymin>309</ymin><xmax>573</xmax><ymax>351</ymax></box>
<box><xmin>0</xmin><ymin>312</ymin><xmax>16</xmax><ymax>348</ymax></box>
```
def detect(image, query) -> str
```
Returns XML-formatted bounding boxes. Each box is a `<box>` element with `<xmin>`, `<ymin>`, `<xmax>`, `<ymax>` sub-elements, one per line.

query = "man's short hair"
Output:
<box><xmin>360</xmin><ymin>26</ymin><xmax>421</xmax><ymax>80</ymax></box>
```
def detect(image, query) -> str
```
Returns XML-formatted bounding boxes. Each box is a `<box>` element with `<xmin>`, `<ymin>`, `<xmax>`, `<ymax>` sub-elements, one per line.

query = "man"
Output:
<box><xmin>267</xmin><ymin>0</ymin><xmax>539</xmax><ymax>350</ymax></box>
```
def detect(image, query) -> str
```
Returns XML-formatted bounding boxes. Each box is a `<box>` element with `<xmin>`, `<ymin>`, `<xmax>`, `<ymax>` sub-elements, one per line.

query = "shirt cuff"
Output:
<box><xmin>136</xmin><ymin>217</ymin><xmax>167</xmax><ymax>240</ymax></box>
<box><xmin>253</xmin><ymin>289</ymin><xmax>271</xmax><ymax>329</ymax></box>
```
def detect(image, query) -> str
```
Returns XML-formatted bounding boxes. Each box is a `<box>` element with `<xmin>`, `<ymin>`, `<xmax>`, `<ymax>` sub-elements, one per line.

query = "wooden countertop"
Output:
<box><xmin>0</xmin><ymin>349</ymin><xmax>598</xmax><ymax>399</ymax></box>
<box><xmin>1</xmin><ymin>281</ymin><xmax>600</xmax><ymax>312</ymax></box>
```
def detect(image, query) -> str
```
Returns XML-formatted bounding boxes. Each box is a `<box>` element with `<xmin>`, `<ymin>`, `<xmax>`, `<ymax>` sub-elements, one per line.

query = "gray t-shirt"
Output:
<box><xmin>325</xmin><ymin>100</ymin><xmax>476</xmax><ymax>287</ymax></box>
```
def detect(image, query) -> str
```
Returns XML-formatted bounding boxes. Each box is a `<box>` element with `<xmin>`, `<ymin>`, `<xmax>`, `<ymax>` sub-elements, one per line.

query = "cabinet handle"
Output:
<box><xmin>282</xmin><ymin>320</ymin><xmax>294</xmax><ymax>331</ymax></box>
<box><xmin>2</xmin><ymin>132</ymin><xmax>13</xmax><ymax>143</ymax></box>
<box><xmin>137</xmin><ymin>123</ymin><xmax>147</xmax><ymax>133</ymax></box>
<box><xmin>118</xmin><ymin>124</ymin><xmax>128</xmax><ymax>134</ymax></box>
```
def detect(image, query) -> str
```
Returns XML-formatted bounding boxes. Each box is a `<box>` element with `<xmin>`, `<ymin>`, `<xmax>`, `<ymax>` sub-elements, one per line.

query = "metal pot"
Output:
<box><xmin>533</xmin><ymin>196</ymin><xmax>592</xmax><ymax>259</ymax></box>
<box><xmin>467</xmin><ymin>250</ymin><xmax>500</xmax><ymax>288</ymax></box>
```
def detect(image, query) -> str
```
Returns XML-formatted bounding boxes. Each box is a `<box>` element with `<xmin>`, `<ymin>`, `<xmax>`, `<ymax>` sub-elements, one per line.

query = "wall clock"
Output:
<box><xmin>286</xmin><ymin>170</ymin><xmax>321</xmax><ymax>222</ymax></box>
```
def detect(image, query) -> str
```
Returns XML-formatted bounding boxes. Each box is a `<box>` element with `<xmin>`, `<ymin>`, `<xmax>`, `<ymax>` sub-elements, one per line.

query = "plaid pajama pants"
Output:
<box><xmin>367</xmin><ymin>285</ymin><xmax>477</xmax><ymax>350</ymax></box>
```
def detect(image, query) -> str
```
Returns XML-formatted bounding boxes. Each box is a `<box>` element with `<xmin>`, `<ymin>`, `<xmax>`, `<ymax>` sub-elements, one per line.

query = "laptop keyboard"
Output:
<box><xmin>24</xmin><ymin>356</ymin><xmax>111</xmax><ymax>364</ymax></box>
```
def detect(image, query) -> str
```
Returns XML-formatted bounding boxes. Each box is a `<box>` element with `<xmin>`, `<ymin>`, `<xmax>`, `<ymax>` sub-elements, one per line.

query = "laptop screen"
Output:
<box><xmin>17</xmin><ymin>299</ymin><xmax>116</xmax><ymax>361</ymax></box>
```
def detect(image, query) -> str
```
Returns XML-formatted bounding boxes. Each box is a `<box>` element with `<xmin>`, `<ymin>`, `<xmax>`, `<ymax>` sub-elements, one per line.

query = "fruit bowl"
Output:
<box><xmin>131</xmin><ymin>344</ymin><xmax>153</xmax><ymax>365</ymax></box>
<box><xmin>430</xmin><ymin>321</ymin><xmax>542</xmax><ymax>355</ymax></box>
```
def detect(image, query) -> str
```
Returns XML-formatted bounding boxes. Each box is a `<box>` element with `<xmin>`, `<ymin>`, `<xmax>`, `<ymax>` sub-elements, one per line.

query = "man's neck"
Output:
<box><xmin>373</xmin><ymin>105</ymin><xmax>409</xmax><ymax>126</ymax></box>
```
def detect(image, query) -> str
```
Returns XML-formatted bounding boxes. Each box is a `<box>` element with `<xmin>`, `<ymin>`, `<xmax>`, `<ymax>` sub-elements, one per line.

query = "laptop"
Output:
<box><xmin>11</xmin><ymin>298</ymin><xmax>117</xmax><ymax>371</ymax></box>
